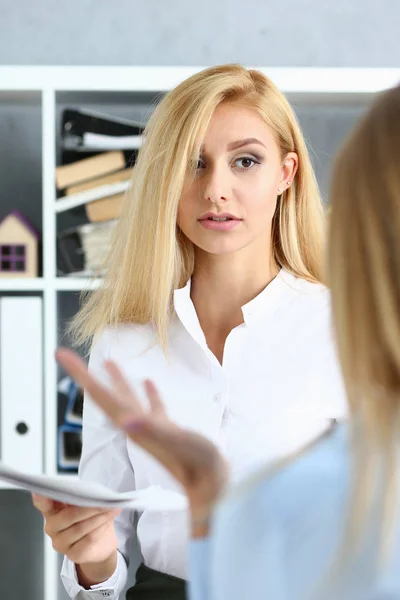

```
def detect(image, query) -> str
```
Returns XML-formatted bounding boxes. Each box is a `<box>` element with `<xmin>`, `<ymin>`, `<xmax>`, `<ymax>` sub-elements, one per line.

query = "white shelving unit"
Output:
<box><xmin>0</xmin><ymin>278</ymin><xmax>101</xmax><ymax>292</ymax></box>
<box><xmin>0</xmin><ymin>278</ymin><xmax>45</xmax><ymax>291</ymax></box>
<box><xmin>0</xmin><ymin>65</ymin><xmax>399</xmax><ymax>600</ymax></box>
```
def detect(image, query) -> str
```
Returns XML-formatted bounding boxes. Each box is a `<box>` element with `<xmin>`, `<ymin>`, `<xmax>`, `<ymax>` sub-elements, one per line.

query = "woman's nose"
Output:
<box><xmin>203</xmin><ymin>165</ymin><xmax>230</xmax><ymax>204</ymax></box>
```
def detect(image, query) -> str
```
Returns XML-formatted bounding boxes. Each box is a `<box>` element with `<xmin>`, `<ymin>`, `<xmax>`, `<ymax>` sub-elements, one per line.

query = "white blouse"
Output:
<box><xmin>61</xmin><ymin>269</ymin><xmax>347</xmax><ymax>599</ymax></box>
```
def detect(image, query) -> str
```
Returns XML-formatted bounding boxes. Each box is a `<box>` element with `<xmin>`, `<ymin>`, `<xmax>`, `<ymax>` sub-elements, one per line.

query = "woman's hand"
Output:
<box><xmin>56</xmin><ymin>348</ymin><xmax>228</xmax><ymax>535</ymax></box>
<box><xmin>31</xmin><ymin>494</ymin><xmax>120</xmax><ymax>587</ymax></box>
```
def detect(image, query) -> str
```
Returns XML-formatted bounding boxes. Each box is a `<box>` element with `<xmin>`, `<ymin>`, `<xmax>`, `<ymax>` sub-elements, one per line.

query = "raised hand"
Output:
<box><xmin>55</xmin><ymin>347</ymin><xmax>228</xmax><ymax>533</ymax></box>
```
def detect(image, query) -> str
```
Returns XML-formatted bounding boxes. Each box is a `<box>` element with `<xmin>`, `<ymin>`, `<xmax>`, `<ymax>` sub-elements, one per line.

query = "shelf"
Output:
<box><xmin>55</xmin><ymin>277</ymin><xmax>102</xmax><ymax>291</ymax></box>
<box><xmin>0</xmin><ymin>65</ymin><xmax>396</xmax><ymax>600</ymax></box>
<box><xmin>0</xmin><ymin>278</ymin><xmax>44</xmax><ymax>292</ymax></box>
<box><xmin>0</xmin><ymin>278</ymin><xmax>102</xmax><ymax>292</ymax></box>
<box><xmin>0</xmin><ymin>66</ymin><xmax>399</xmax><ymax>94</ymax></box>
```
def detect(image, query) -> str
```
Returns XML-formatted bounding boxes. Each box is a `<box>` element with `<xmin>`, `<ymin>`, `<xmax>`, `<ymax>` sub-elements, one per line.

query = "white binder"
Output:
<box><xmin>0</xmin><ymin>297</ymin><xmax>43</xmax><ymax>473</ymax></box>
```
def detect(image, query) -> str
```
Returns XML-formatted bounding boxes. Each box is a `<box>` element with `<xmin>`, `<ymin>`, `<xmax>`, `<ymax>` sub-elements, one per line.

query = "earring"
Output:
<box><xmin>287</xmin><ymin>181</ymin><xmax>291</xmax><ymax>186</ymax></box>
<box><xmin>278</xmin><ymin>188</ymin><xmax>283</xmax><ymax>194</ymax></box>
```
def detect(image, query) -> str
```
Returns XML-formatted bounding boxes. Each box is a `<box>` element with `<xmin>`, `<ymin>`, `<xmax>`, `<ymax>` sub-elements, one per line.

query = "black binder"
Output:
<box><xmin>61</xmin><ymin>107</ymin><xmax>145</xmax><ymax>150</ymax></box>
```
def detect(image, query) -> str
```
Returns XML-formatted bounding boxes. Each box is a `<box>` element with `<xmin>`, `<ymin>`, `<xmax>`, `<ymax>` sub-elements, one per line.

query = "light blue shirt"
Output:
<box><xmin>189</xmin><ymin>424</ymin><xmax>400</xmax><ymax>599</ymax></box>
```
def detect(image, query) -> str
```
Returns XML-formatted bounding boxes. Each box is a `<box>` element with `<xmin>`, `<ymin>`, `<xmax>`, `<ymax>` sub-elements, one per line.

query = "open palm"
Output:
<box><xmin>56</xmin><ymin>348</ymin><xmax>228</xmax><ymax>523</ymax></box>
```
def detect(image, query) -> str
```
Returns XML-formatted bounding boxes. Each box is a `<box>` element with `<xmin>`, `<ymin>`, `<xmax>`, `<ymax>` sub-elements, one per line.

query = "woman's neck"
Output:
<box><xmin>190</xmin><ymin>248</ymin><xmax>279</xmax><ymax>334</ymax></box>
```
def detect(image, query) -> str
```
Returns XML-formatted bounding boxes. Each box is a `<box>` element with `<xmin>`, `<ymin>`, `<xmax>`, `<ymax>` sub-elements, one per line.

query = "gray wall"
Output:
<box><xmin>0</xmin><ymin>2</ymin><xmax>399</xmax><ymax>599</ymax></box>
<box><xmin>0</xmin><ymin>0</ymin><xmax>399</xmax><ymax>67</ymax></box>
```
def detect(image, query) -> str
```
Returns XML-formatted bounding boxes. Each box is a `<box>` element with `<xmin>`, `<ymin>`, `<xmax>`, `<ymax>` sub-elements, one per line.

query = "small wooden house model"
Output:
<box><xmin>0</xmin><ymin>210</ymin><xmax>40</xmax><ymax>278</ymax></box>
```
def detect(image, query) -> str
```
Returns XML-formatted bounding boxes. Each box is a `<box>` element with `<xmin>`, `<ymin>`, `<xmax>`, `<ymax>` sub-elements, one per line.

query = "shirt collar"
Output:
<box><xmin>173</xmin><ymin>269</ymin><xmax>300</xmax><ymax>343</ymax></box>
<box><xmin>173</xmin><ymin>279</ymin><xmax>207</xmax><ymax>347</ymax></box>
<box><xmin>240</xmin><ymin>268</ymin><xmax>298</xmax><ymax>324</ymax></box>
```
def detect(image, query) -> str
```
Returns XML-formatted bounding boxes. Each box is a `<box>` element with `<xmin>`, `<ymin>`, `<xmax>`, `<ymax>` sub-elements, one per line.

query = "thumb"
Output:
<box><xmin>32</xmin><ymin>494</ymin><xmax>66</xmax><ymax>516</ymax></box>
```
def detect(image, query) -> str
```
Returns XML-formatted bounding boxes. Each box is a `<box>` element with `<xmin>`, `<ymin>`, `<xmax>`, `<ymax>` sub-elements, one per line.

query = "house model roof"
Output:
<box><xmin>0</xmin><ymin>209</ymin><xmax>41</xmax><ymax>239</ymax></box>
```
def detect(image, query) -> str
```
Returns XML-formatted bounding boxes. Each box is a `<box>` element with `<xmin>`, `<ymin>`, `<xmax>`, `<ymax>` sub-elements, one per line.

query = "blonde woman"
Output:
<box><xmin>33</xmin><ymin>65</ymin><xmax>346</xmax><ymax>599</ymax></box>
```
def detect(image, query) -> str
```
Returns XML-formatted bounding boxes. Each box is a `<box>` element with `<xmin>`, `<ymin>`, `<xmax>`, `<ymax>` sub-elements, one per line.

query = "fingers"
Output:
<box><xmin>124</xmin><ymin>417</ymin><xmax>187</xmax><ymax>451</ymax></box>
<box><xmin>44</xmin><ymin>505</ymin><xmax>119</xmax><ymax>537</ymax></box>
<box><xmin>104</xmin><ymin>360</ymin><xmax>144</xmax><ymax>414</ymax></box>
<box><xmin>66</xmin><ymin>519</ymin><xmax>117</xmax><ymax>564</ymax></box>
<box><xmin>144</xmin><ymin>379</ymin><xmax>167</xmax><ymax>415</ymax></box>
<box><xmin>56</xmin><ymin>348</ymin><xmax>115</xmax><ymax>414</ymax></box>
<box><xmin>56</xmin><ymin>348</ymin><xmax>144</xmax><ymax>425</ymax></box>
<box><xmin>32</xmin><ymin>494</ymin><xmax>65</xmax><ymax>516</ymax></box>
<box><xmin>121</xmin><ymin>419</ymin><xmax>189</xmax><ymax>481</ymax></box>
<box><xmin>56</xmin><ymin>349</ymin><xmax>131</xmax><ymax>424</ymax></box>
<box><xmin>123</xmin><ymin>418</ymin><xmax>221</xmax><ymax>473</ymax></box>
<box><xmin>51</xmin><ymin>509</ymin><xmax>119</xmax><ymax>553</ymax></box>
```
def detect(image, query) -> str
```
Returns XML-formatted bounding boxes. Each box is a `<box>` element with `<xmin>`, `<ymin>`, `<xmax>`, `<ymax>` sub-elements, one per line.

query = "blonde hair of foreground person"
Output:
<box><xmin>69</xmin><ymin>64</ymin><xmax>324</xmax><ymax>351</ymax></box>
<box><xmin>328</xmin><ymin>84</ymin><xmax>400</xmax><ymax>556</ymax></box>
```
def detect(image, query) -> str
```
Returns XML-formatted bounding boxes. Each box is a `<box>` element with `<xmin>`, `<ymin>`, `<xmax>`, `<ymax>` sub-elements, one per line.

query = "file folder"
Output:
<box><xmin>0</xmin><ymin>297</ymin><xmax>43</xmax><ymax>473</ymax></box>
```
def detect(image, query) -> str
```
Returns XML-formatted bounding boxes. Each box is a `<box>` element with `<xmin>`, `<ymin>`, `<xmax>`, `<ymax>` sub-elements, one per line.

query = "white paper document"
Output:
<box><xmin>83</xmin><ymin>132</ymin><xmax>143</xmax><ymax>150</ymax></box>
<box><xmin>0</xmin><ymin>461</ymin><xmax>187</xmax><ymax>511</ymax></box>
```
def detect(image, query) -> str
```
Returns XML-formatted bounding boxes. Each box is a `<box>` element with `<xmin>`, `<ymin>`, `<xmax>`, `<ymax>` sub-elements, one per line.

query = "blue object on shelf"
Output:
<box><xmin>58</xmin><ymin>376</ymin><xmax>83</xmax><ymax>426</ymax></box>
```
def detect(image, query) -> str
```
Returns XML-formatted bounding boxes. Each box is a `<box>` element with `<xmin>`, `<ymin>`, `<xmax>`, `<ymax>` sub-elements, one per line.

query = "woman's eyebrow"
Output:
<box><xmin>227</xmin><ymin>138</ymin><xmax>267</xmax><ymax>151</ymax></box>
<box><xmin>199</xmin><ymin>138</ymin><xmax>267</xmax><ymax>154</ymax></box>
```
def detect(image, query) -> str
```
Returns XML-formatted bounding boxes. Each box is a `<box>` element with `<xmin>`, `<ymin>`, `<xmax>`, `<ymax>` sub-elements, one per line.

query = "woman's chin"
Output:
<box><xmin>193</xmin><ymin>239</ymin><xmax>249</xmax><ymax>257</ymax></box>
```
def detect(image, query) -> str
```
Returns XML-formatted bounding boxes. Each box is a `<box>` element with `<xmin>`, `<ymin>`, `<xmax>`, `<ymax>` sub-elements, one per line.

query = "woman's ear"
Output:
<box><xmin>279</xmin><ymin>152</ymin><xmax>298</xmax><ymax>192</ymax></box>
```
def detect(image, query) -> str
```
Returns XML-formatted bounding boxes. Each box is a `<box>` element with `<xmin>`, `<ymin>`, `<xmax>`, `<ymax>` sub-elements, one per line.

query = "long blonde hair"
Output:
<box><xmin>69</xmin><ymin>64</ymin><xmax>325</xmax><ymax>350</ymax></box>
<box><xmin>328</xmin><ymin>85</ymin><xmax>400</xmax><ymax>556</ymax></box>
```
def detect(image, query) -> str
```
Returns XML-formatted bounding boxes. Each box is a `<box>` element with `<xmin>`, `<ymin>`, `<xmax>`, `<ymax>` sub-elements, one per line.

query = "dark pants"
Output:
<box><xmin>126</xmin><ymin>563</ymin><xmax>187</xmax><ymax>600</ymax></box>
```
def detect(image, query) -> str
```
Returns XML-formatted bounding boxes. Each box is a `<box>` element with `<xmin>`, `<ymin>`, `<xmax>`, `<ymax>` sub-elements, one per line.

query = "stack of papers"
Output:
<box><xmin>0</xmin><ymin>461</ymin><xmax>187</xmax><ymax>511</ymax></box>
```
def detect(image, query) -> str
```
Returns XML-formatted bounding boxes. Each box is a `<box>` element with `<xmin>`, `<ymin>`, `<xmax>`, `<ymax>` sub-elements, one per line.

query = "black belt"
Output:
<box><xmin>126</xmin><ymin>563</ymin><xmax>187</xmax><ymax>600</ymax></box>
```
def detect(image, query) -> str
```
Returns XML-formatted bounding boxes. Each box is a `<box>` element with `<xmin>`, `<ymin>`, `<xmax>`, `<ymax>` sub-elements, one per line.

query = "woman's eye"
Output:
<box><xmin>194</xmin><ymin>158</ymin><xmax>205</xmax><ymax>170</ymax></box>
<box><xmin>234</xmin><ymin>156</ymin><xmax>259</xmax><ymax>170</ymax></box>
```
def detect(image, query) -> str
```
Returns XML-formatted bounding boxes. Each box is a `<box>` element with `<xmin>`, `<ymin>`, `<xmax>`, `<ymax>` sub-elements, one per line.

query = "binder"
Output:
<box><xmin>57</xmin><ymin>424</ymin><xmax>82</xmax><ymax>471</ymax></box>
<box><xmin>55</xmin><ymin>179</ymin><xmax>130</xmax><ymax>213</ymax></box>
<box><xmin>0</xmin><ymin>297</ymin><xmax>43</xmax><ymax>473</ymax></box>
<box><xmin>55</xmin><ymin>150</ymin><xmax>126</xmax><ymax>190</ymax></box>
<box><xmin>65</xmin><ymin>166</ymin><xmax>132</xmax><ymax>196</ymax></box>
<box><xmin>61</xmin><ymin>108</ymin><xmax>145</xmax><ymax>151</ymax></box>
<box><xmin>85</xmin><ymin>192</ymin><xmax>125</xmax><ymax>223</ymax></box>
<box><xmin>57</xmin><ymin>225</ymin><xmax>84</xmax><ymax>275</ymax></box>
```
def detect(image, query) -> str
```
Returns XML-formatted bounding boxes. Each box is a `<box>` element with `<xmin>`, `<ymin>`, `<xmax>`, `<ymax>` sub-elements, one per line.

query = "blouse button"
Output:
<box><xmin>213</xmin><ymin>392</ymin><xmax>222</xmax><ymax>403</ymax></box>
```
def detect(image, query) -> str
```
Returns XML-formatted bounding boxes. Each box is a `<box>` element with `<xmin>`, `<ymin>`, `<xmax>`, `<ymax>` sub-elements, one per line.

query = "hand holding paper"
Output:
<box><xmin>32</xmin><ymin>492</ymin><xmax>121</xmax><ymax>570</ymax></box>
<box><xmin>0</xmin><ymin>347</ymin><xmax>227</xmax><ymax>539</ymax></box>
<box><xmin>0</xmin><ymin>460</ymin><xmax>187</xmax><ymax>510</ymax></box>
